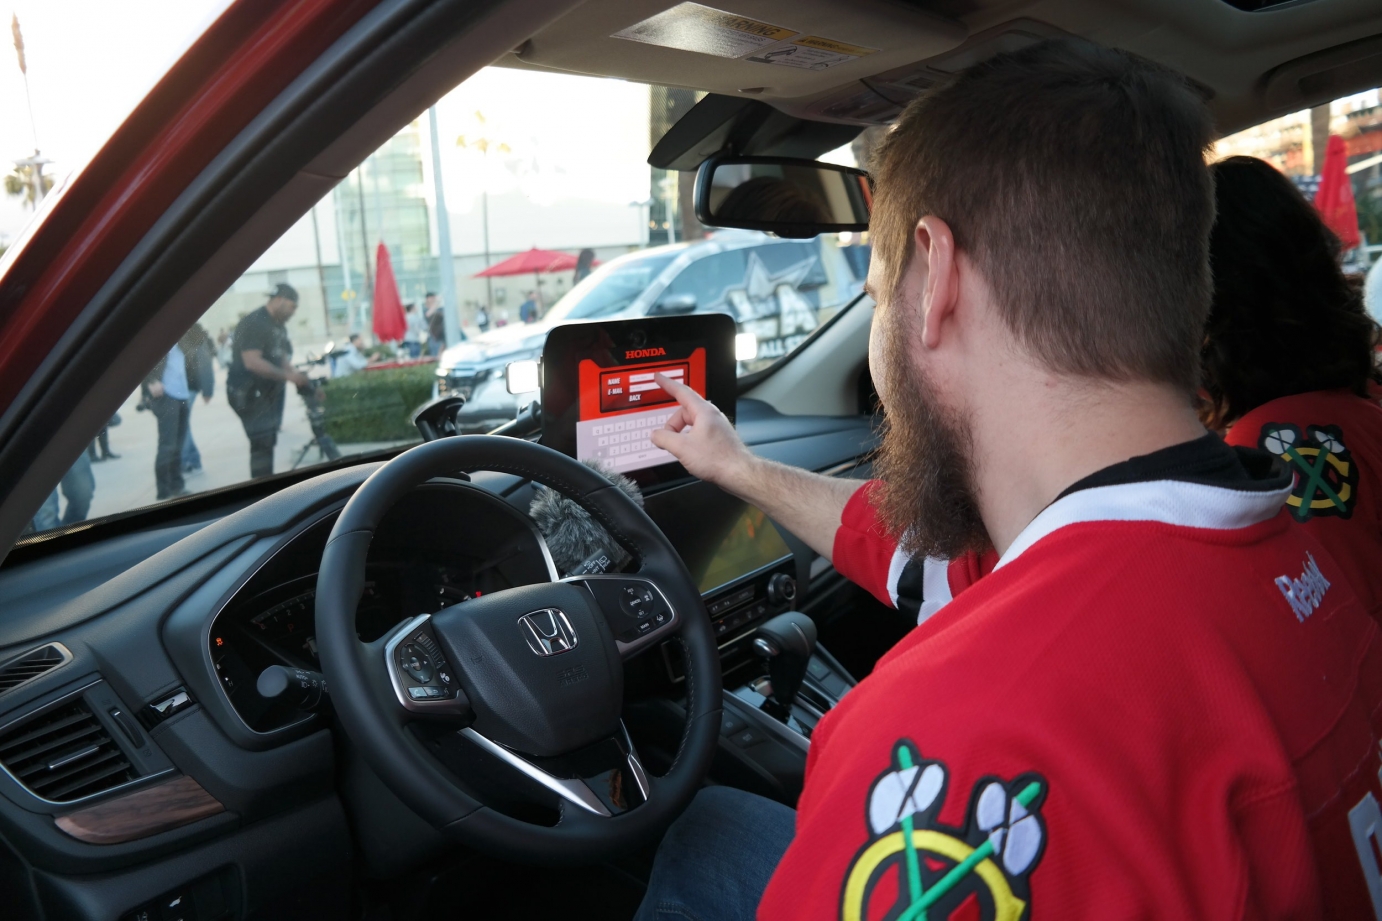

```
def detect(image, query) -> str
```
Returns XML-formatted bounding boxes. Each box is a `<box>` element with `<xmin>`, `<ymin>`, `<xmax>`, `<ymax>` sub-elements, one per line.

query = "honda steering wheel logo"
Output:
<box><xmin>519</xmin><ymin>609</ymin><xmax>579</xmax><ymax>657</ymax></box>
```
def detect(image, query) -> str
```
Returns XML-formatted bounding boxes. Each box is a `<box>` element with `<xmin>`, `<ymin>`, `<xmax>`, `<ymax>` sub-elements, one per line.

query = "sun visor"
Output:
<box><xmin>648</xmin><ymin>93</ymin><xmax>861</xmax><ymax>170</ymax></box>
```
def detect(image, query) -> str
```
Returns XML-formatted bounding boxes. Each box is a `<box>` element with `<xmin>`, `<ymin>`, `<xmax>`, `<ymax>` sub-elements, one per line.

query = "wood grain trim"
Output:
<box><xmin>54</xmin><ymin>775</ymin><xmax>225</xmax><ymax>845</ymax></box>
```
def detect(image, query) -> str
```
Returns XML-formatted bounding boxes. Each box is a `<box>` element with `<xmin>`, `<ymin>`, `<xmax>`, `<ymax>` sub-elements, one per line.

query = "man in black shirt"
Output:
<box><xmin>226</xmin><ymin>283</ymin><xmax>309</xmax><ymax>478</ymax></box>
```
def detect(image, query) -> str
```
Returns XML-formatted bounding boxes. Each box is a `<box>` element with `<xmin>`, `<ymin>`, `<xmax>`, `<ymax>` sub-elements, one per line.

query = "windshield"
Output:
<box><xmin>543</xmin><ymin>252</ymin><xmax>679</xmax><ymax>322</ymax></box>
<box><xmin>22</xmin><ymin>65</ymin><xmax>870</xmax><ymax>539</ymax></box>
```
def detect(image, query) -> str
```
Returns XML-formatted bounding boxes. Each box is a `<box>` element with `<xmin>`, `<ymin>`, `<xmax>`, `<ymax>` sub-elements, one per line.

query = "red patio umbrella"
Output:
<box><xmin>474</xmin><ymin>248</ymin><xmax>599</xmax><ymax>312</ymax></box>
<box><xmin>1314</xmin><ymin>134</ymin><xmax>1361</xmax><ymax>251</ymax></box>
<box><xmin>474</xmin><ymin>247</ymin><xmax>588</xmax><ymax>277</ymax></box>
<box><xmin>372</xmin><ymin>242</ymin><xmax>407</xmax><ymax>343</ymax></box>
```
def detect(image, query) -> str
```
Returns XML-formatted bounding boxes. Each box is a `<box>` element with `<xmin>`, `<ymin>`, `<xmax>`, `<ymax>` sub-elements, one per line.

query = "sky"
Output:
<box><xmin>0</xmin><ymin>1</ymin><xmax>656</xmax><ymax>255</ymax></box>
<box><xmin>0</xmin><ymin>0</ymin><xmax>230</xmax><ymax>243</ymax></box>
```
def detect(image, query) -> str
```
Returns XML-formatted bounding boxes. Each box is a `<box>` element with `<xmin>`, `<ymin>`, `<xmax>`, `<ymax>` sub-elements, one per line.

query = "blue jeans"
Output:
<box><xmin>31</xmin><ymin>451</ymin><xmax>95</xmax><ymax>531</ymax></box>
<box><xmin>151</xmin><ymin>394</ymin><xmax>188</xmax><ymax>499</ymax></box>
<box><xmin>634</xmin><ymin>787</ymin><xmax>796</xmax><ymax>921</ymax></box>
<box><xmin>182</xmin><ymin>397</ymin><xmax>201</xmax><ymax>470</ymax></box>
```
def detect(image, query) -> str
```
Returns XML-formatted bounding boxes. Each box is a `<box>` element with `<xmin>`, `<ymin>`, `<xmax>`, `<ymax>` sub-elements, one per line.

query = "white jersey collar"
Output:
<box><xmin>994</xmin><ymin>478</ymin><xmax>1293</xmax><ymax>570</ymax></box>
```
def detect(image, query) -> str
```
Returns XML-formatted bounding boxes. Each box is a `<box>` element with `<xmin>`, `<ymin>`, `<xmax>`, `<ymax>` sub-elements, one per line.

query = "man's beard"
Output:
<box><xmin>872</xmin><ymin>313</ymin><xmax>989</xmax><ymax>560</ymax></box>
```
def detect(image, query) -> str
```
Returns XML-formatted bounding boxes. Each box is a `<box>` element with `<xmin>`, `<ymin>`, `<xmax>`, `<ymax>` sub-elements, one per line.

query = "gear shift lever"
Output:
<box><xmin>752</xmin><ymin>612</ymin><xmax>817</xmax><ymax>720</ymax></box>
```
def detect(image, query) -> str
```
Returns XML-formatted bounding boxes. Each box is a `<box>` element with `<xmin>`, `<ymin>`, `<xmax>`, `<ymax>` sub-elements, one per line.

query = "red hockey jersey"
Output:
<box><xmin>1226</xmin><ymin>389</ymin><xmax>1382</xmax><ymax>627</ymax></box>
<box><xmin>765</xmin><ymin>450</ymin><xmax>1382</xmax><ymax>919</ymax></box>
<box><xmin>832</xmin><ymin>478</ymin><xmax>995</xmax><ymax>623</ymax></box>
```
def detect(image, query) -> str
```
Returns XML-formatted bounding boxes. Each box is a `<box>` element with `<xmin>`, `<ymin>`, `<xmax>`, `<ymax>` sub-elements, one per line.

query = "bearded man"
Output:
<box><xmin>635</xmin><ymin>39</ymin><xmax>1382</xmax><ymax>921</ymax></box>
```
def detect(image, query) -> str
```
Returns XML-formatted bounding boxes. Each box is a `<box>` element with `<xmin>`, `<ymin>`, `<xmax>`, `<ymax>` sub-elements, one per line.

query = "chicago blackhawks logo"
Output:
<box><xmin>1259</xmin><ymin>423</ymin><xmax>1357</xmax><ymax>521</ymax></box>
<box><xmin>840</xmin><ymin>740</ymin><xmax>1047</xmax><ymax>921</ymax></box>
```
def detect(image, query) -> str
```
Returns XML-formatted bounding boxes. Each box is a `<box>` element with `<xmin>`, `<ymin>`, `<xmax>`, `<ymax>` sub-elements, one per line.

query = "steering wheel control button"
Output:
<box><xmin>398</xmin><ymin>644</ymin><xmax>435</xmax><ymax>683</ymax></box>
<box><xmin>518</xmin><ymin>608</ymin><xmax>579</xmax><ymax>656</ymax></box>
<box><xmin>382</xmin><ymin>615</ymin><xmax>472</xmax><ymax>716</ymax></box>
<box><xmin>577</xmin><ymin>577</ymin><xmax>676</xmax><ymax>645</ymax></box>
<box><xmin>619</xmin><ymin>584</ymin><xmax>657</xmax><ymax>619</ymax></box>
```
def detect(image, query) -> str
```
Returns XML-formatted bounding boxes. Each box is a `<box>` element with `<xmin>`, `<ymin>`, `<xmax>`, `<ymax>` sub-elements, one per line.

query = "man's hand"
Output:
<box><xmin>649</xmin><ymin>371</ymin><xmax>862</xmax><ymax>561</ymax></box>
<box><xmin>650</xmin><ymin>372</ymin><xmax>757</xmax><ymax>492</ymax></box>
<box><xmin>147</xmin><ymin>381</ymin><xmax>165</xmax><ymax>399</ymax></box>
<box><xmin>287</xmin><ymin>369</ymin><xmax>311</xmax><ymax>388</ymax></box>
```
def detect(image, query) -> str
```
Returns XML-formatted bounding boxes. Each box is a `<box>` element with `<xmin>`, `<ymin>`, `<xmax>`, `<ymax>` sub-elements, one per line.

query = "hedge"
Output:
<box><xmin>322</xmin><ymin>364</ymin><xmax>434</xmax><ymax>443</ymax></box>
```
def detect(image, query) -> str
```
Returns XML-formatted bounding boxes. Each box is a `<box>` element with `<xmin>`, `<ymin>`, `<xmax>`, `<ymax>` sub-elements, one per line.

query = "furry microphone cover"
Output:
<box><xmin>529</xmin><ymin>459</ymin><xmax>644</xmax><ymax>575</ymax></box>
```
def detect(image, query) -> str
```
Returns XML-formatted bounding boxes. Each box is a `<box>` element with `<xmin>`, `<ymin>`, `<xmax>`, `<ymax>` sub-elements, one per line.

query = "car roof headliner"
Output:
<box><xmin>496</xmin><ymin>0</ymin><xmax>1382</xmax><ymax>138</ymax></box>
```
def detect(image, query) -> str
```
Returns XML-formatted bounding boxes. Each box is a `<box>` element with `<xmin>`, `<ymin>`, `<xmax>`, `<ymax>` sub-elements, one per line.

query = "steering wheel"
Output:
<box><xmin>314</xmin><ymin>436</ymin><xmax>722</xmax><ymax>864</ymax></box>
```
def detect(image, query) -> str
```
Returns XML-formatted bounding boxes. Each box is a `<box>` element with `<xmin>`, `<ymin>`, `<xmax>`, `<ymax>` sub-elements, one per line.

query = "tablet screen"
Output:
<box><xmin>575</xmin><ymin>351</ymin><xmax>705</xmax><ymax>473</ymax></box>
<box><xmin>541</xmin><ymin>316</ymin><xmax>737</xmax><ymax>483</ymax></box>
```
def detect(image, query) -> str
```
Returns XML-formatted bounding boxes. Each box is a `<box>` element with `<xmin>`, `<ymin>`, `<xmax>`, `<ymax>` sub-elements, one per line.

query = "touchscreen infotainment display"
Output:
<box><xmin>642</xmin><ymin>478</ymin><xmax>794</xmax><ymax>594</ymax></box>
<box><xmin>541</xmin><ymin>316</ymin><xmax>737</xmax><ymax>483</ymax></box>
<box><xmin>574</xmin><ymin>351</ymin><xmax>705</xmax><ymax>473</ymax></box>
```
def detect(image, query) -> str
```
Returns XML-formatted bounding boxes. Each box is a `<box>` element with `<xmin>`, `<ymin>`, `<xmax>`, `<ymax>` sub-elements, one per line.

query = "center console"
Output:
<box><xmin>641</xmin><ymin>482</ymin><xmax>856</xmax><ymax>802</ymax></box>
<box><xmin>540</xmin><ymin>316</ymin><xmax>855</xmax><ymax>802</ymax></box>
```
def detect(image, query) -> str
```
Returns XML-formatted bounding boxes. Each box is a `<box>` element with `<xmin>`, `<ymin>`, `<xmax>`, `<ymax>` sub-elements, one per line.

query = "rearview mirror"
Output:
<box><xmin>694</xmin><ymin>155</ymin><xmax>870</xmax><ymax>239</ymax></box>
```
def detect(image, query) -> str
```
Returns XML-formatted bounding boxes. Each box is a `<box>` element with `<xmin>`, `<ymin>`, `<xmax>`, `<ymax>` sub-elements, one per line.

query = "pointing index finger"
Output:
<box><xmin>654</xmin><ymin>371</ymin><xmax>702</xmax><ymax>409</ymax></box>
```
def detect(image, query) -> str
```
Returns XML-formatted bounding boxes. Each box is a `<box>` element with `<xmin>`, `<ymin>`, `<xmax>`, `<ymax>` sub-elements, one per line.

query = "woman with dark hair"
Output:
<box><xmin>1206</xmin><ymin>155</ymin><xmax>1382</xmax><ymax>622</ymax></box>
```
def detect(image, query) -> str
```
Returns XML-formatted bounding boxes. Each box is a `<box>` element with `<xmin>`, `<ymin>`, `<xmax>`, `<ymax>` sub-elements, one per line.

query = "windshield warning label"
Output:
<box><xmin>612</xmin><ymin>3</ymin><xmax>875</xmax><ymax>69</ymax></box>
<box><xmin>746</xmin><ymin>36</ymin><xmax>877</xmax><ymax>70</ymax></box>
<box><xmin>613</xmin><ymin>3</ymin><xmax>795</xmax><ymax>58</ymax></box>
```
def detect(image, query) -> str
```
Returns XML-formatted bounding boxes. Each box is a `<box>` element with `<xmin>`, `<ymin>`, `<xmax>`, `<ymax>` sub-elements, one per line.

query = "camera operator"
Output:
<box><xmin>227</xmin><ymin>283</ymin><xmax>310</xmax><ymax>478</ymax></box>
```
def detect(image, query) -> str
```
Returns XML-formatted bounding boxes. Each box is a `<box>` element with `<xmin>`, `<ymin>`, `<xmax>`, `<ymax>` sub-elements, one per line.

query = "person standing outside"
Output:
<box><xmin>423</xmin><ymin>292</ymin><xmax>448</xmax><ymax>355</ymax></box>
<box><xmin>29</xmin><ymin>453</ymin><xmax>95</xmax><ymax>531</ymax></box>
<box><xmin>573</xmin><ymin>248</ymin><xmax>595</xmax><ymax>284</ymax></box>
<box><xmin>226</xmin><ymin>283</ymin><xmax>309</xmax><ymax>479</ymax></box>
<box><xmin>180</xmin><ymin>323</ymin><xmax>216</xmax><ymax>474</ymax></box>
<box><xmin>142</xmin><ymin>339</ymin><xmax>192</xmax><ymax>500</ymax></box>
<box><xmin>518</xmin><ymin>290</ymin><xmax>539</xmax><ymax>324</ymax></box>
<box><xmin>474</xmin><ymin>303</ymin><xmax>490</xmax><ymax>333</ymax></box>
<box><xmin>403</xmin><ymin>302</ymin><xmax>425</xmax><ymax>359</ymax></box>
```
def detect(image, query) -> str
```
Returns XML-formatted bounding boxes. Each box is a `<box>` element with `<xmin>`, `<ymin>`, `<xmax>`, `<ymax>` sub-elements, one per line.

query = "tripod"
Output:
<box><xmin>291</xmin><ymin>379</ymin><xmax>342</xmax><ymax>470</ymax></box>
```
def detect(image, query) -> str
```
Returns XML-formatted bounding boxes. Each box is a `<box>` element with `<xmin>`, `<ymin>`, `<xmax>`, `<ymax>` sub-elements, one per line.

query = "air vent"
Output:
<box><xmin>0</xmin><ymin>644</ymin><xmax>71</xmax><ymax>696</ymax></box>
<box><xmin>0</xmin><ymin>696</ymin><xmax>135</xmax><ymax>802</ymax></box>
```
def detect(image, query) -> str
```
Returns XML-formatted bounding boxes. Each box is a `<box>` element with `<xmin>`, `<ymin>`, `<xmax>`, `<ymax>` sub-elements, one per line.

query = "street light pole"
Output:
<box><xmin>355</xmin><ymin>166</ymin><xmax>372</xmax><ymax>331</ymax></box>
<box><xmin>457</xmin><ymin>116</ymin><xmax>509</xmax><ymax>313</ymax></box>
<box><xmin>428</xmin><ymin>105</ymin><xmax>462</xmax><ymax>345</ymax></box>
<box><xmin>332</xmin><ymin>187</ymin><xmax>355</xmax><ymax>331</ymax></box>
<box><xmin>482</xmin><ymin>188</ymin><xmax>493</xmax><ymax>310</ymax></box>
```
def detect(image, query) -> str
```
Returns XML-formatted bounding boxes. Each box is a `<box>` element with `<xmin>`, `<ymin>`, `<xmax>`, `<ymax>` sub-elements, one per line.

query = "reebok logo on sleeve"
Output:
<box><xmin>1276</xmin><ymin>552</ymin><xmax>1331</xmax><ymax>622</ymax></box>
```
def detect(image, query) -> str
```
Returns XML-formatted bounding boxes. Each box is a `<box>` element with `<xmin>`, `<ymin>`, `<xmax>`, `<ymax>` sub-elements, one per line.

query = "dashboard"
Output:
<box><xmin>0</xmin><ymin>400</ymin><xmax>876</xmax><ymax>920</ymax></box>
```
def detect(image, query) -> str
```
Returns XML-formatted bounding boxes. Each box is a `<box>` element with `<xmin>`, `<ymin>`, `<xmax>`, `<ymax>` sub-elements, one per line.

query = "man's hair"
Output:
<box><xmin>871</xmin><ymin>38</ymin><xmax>1215</xmax><ymax>393</ymax></box>
<box><xmin>1201</xmin><ymin>156</ymin><xmax>1380</xmax><ymax>426</ymax></box>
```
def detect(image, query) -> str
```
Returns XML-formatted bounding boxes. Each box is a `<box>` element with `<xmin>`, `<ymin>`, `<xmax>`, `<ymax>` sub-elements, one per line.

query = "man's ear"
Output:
<box><xmin>914</xmin><ymin>216</ymin><xmax>958</xmax><ymax>350</ymax></box>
